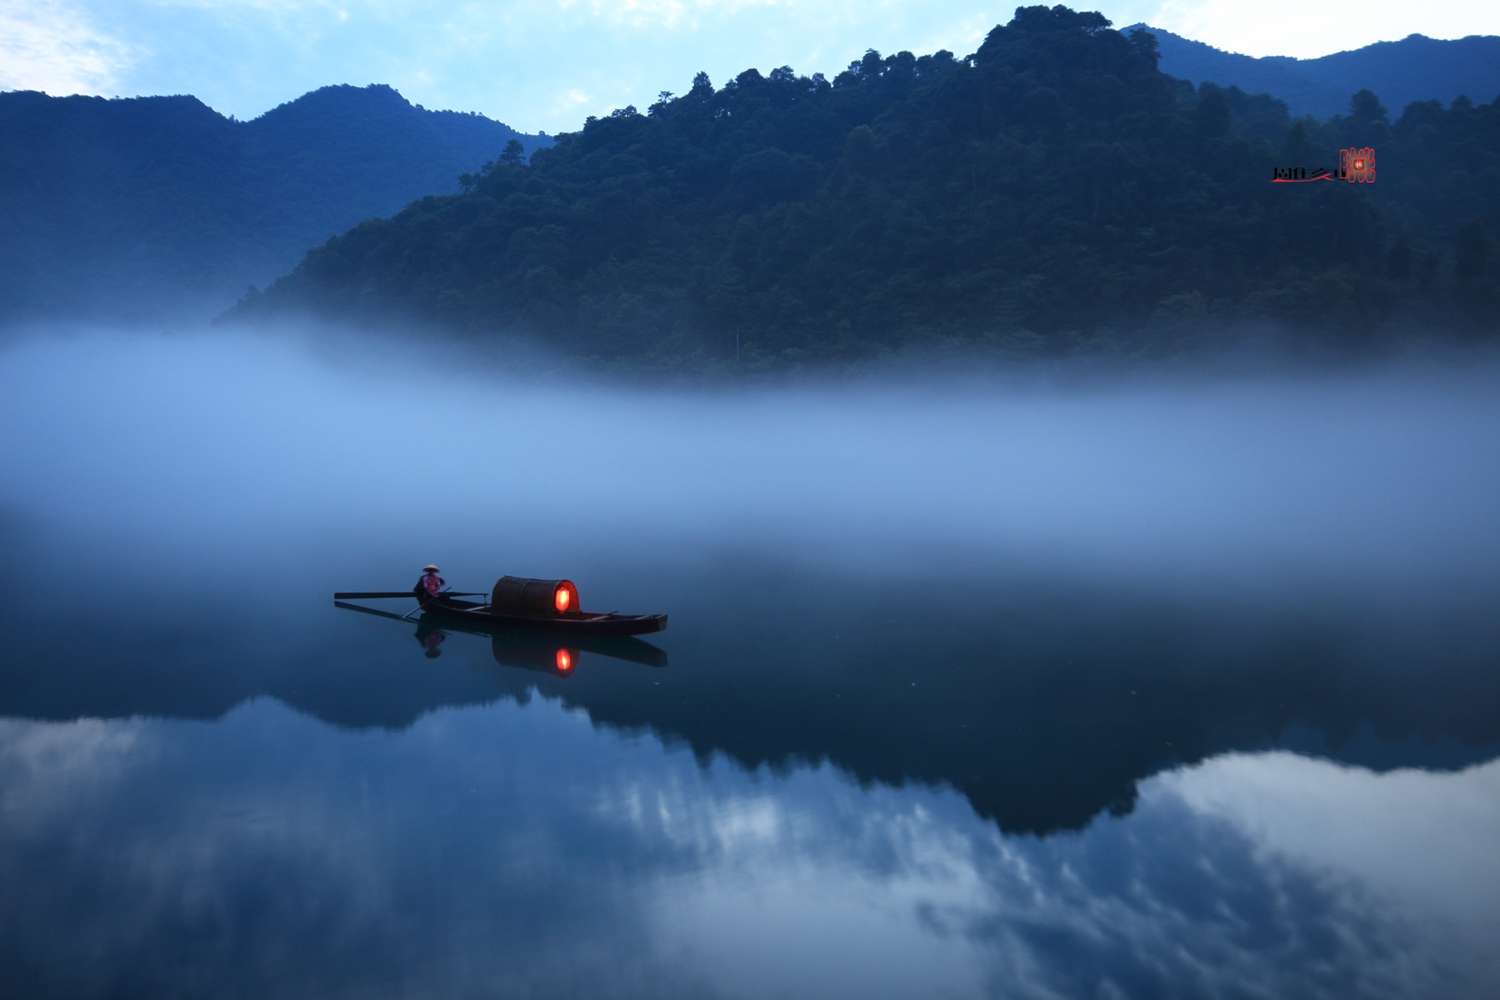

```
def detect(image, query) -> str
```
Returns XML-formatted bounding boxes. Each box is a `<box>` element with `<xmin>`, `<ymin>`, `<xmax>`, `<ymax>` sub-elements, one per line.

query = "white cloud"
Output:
<box><xmin>1146</xmin><ymin>0</ymin><xmax>1500</xmax><ymax>58</ymax></box>
<box><xmin>0</xmin><ymin>0</ymin><xmax>136</xmax><ymax>95</ymax></box>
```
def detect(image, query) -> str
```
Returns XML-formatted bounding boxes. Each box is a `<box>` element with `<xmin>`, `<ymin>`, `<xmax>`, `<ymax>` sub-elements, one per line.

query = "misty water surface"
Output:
<box><xmin>1</xmin><ymin>328</ymin><xmax>1498</xmax><ymax>999</ymax></box>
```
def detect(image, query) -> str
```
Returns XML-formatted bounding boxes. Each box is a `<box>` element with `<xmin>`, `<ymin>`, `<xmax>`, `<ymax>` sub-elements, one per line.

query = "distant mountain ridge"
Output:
<box><xmin>1139</xmin><ymin>27</ymin><xmax>1500</xmax><ymax>118</ymax></box>
<box><xmin>0</xmin><ymin>84</ymin><xmax>550</xmax><ymax>324</ymax></box>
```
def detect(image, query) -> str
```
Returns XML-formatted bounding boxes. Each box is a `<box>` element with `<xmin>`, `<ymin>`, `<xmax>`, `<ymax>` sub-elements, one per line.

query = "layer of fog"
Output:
<box><xmin>2</xmin><ymin>325</ymin><xmax>1499</xmax><ymax>605</ymax></box>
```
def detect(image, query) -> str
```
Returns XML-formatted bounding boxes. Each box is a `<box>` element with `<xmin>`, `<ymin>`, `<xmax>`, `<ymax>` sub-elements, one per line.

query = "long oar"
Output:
<box><xmin>334</xmin><ymin>591</ymin><xmax>487</xmax><ymax>599</ymax></box>
<box><xmin>335</xmin><ymin>600</ymin><xmax>453</xmax><ymax>623</ymax></box>
<box><xmin>334</xmin><ymin>600</ymin><xmax>414</xmax><ymax>621</ymax></box>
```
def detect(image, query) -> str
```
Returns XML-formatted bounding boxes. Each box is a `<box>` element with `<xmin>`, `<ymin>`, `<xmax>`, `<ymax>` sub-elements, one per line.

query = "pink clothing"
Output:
<box><xmin>421</xmin><ymin>573</ymin><xmax>444</xmax><ymax>596</ymax></box>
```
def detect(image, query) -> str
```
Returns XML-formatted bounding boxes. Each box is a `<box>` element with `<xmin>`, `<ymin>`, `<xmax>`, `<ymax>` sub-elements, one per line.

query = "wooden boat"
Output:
<box><xmin>335</xmin><ymin>575</ymin><xmax>667</xmax><ymax>637</ymax></box>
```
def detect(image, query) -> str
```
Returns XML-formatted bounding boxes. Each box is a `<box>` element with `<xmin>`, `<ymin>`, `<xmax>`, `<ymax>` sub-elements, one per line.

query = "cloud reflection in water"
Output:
<box><xmin>2</xmin><ymin>698</ymin><xmax>1495</xmax><ymax>1000</ymax></box>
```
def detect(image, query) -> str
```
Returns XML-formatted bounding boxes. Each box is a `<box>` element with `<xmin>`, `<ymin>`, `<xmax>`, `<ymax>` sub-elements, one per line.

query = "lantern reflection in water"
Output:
<box><xmin>488</xmin><ymin>632</ymin><xmax>582</xmax><ymax>677</ymax></box>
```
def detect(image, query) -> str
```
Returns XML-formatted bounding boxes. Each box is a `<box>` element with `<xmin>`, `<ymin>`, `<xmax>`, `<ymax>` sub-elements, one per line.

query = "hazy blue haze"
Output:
<box><xmin>0</xmin><ymin>85</ymin><xmax>548</xmax><ymax>324</ymax></box>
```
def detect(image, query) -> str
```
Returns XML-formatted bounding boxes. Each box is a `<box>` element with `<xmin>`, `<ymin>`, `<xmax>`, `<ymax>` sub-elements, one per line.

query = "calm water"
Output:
<box><xmin>2</xmin><ymin>330</ymin><xmax>1499</xmax><ymax>999</ymax></box>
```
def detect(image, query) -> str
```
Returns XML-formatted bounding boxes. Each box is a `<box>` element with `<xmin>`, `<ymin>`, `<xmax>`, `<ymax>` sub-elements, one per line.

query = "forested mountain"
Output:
<box><xmin>1146</xmin><ymin>28</ymin><xmax>1500</xmax><ymax>119</ymax></box>
<box><xmin>0</xmin><ymin>85</ymin><xmax>549</xmax><ymax>324</ymax></box>
<box><xmin>231</xmin><ymin>6</ymin><xmax>1499</xmax><ymax>371</ymax></box>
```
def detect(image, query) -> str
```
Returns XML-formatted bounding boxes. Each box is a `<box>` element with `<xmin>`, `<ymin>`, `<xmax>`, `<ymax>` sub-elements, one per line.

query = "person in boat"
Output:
<box><xmin>414</xmin><ymin>564</ymin><xmax>445</xmax><ymax>604</ymax></box>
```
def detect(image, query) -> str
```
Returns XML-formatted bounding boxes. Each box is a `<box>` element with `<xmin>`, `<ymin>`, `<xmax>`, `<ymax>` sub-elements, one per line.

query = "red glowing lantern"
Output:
<box><xmin>555</xmin><ymin>586</ymin><xmax>571</xmax><ymax>611</ymax></box>
<box><xmin>555</xmin><ymin>649</ymin><xmax>574</xmax><ymax>673</ymax></box>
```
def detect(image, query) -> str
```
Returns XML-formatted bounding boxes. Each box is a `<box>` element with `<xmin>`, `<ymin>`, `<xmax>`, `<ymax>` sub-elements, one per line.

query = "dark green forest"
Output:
<box><xmin>233</xmin><ymin>6</ymin><xmax>1500</xmax><ymax>370</ymax></box>
<box><xmin>0</xmin><ymin>85</ymin><xmax>547</xmax><ymax>323</ymax></box>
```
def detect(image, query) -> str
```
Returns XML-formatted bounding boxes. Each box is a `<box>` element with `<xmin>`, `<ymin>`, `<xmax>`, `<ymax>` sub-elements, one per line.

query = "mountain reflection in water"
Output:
<box><xmin>3</xmin><ymin>331</ymin><xmax>1499</xmax><ymax>998</ymax></box>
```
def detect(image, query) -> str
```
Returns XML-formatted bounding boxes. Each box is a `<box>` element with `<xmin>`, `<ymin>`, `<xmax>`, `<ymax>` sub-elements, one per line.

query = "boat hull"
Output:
<box><xmin>418</xmin><ymin>594</ymin><xmax>667</xmax><ymax>636</ymax></box>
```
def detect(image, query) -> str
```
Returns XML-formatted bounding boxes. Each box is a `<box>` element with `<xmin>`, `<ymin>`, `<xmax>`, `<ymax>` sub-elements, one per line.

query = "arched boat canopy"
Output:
<box><xmin>491</xmin><ymin>576</ymin><xmax>579</xmax><ymax>618</ymax></box>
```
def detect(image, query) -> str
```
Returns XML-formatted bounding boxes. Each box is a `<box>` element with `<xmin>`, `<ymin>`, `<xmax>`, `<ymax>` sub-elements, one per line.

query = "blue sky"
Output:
<box><xmin>2</xmin><ymin>0</ymin><xmax>1497</xmax><ymax>133</ymax></box>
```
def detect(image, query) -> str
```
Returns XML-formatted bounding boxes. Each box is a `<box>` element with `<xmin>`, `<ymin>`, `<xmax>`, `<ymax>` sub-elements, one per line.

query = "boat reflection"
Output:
<box><xmin>335</xmin><ymin>599</ymin><xmax>668</xmax><ymax>673</ymax></box>
<box><xmin>411</xmin><ymin>612</ymin><xmax>668</xmax><ymax>674</ymax></box>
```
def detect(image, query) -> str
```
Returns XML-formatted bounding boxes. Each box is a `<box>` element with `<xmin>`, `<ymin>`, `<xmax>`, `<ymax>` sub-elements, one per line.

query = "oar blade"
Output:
<box><xmin>334</xmin><ymin>600</ymin><xmax>414</xmax><ymax>621</ymax></box>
